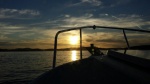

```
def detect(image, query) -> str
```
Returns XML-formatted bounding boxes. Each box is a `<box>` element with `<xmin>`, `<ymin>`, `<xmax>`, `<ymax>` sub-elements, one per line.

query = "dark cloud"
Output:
<box><xmin>96</xmin><ymin>39</ymin><xmax>124</xmax><ymax>43</ymax></box>
<box><xmin>0</xmin><ymin>8</ymin><xmax>40</xmax><ymax>19</ymax></box>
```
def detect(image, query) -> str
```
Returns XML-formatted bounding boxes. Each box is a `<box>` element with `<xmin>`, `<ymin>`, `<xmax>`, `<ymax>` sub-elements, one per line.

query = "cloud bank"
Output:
<box><xmin>0</xmin><ymin>8</ymin><xmax>40</xmax><ymax>19</ymax></box>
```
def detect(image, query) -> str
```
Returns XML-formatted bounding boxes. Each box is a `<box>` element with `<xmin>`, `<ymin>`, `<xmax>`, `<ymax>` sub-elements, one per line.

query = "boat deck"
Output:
<box><xmin>31</xmin><ymin>52</ymin><xmax>150</xmax><ymax>84</ymax></box>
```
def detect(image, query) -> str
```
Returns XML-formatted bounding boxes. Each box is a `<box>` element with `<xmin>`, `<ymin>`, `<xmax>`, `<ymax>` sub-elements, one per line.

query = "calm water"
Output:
<box><xmin>0</xmin><ymin>51</ymin><xmax>90</xmax><ymax>84</ymax></box>
<box><xmin>0</xmin><ymin>50</ymin><xmax>149</xmax><ymax>84</ymax></box>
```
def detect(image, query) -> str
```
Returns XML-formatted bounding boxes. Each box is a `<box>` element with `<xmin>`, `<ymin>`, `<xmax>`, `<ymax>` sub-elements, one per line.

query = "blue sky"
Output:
<box><xmin>0</xmin><ymin>0</ymin><xmax>150</xmax><ymax>49</ymax></box>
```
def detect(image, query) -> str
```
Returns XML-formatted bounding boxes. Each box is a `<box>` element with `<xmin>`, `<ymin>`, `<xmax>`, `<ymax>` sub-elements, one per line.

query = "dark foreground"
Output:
<box><xmin>31</xmin><ymin>52</ymin><xmax>150</xmax><ymax>84</ymax></box>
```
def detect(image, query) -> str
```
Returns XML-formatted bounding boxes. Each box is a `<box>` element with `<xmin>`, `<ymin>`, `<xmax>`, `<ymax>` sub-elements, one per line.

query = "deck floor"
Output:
<box><xmin>31</xmin><ymin>57</ymin><xmax>150</xmax><ymax>84</ymax></box>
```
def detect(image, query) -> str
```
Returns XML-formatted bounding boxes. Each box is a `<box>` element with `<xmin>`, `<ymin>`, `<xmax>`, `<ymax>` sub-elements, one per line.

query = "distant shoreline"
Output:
<box><xmin>0</xmin><ymin>47</ymin><xmax>124</xmax><ymax>52</ymax></box>
<box><xmin>0</xmin><ymin>45</ymin><xmax>149</xmax><ymax>52</ymax></box>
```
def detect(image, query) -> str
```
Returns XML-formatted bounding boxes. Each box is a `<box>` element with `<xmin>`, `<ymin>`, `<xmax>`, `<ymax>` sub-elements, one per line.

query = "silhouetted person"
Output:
<box><xmin>90</xmin><ymin>44</ymin><xmax>104</xmax><ymax>56</ymax></box>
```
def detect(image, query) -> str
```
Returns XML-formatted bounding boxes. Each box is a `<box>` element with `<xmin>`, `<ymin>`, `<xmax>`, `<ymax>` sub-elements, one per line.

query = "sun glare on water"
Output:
<box><xmin>69</xmin><ymin>36</ymin><xmax>78</xmax><ymax>45</ymax></box>
<box><xmin>71</xmin><ymin>50</ymin><xmax>77</xmax><ymax>61</ymax></box>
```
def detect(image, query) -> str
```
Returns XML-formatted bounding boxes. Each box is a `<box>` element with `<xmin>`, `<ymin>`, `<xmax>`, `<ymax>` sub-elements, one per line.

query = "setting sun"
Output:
<box><xmin>69</xmin><ymin>36</ymin><xmax>78</xmax><ymax>45</ymax></box>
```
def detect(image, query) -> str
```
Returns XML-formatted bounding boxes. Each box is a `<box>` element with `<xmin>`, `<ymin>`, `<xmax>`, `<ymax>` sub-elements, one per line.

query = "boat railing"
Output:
<box><xmin>52</xmin><ymin>25</ymin><xmax>150</xmax><ymax>68</ymax></box>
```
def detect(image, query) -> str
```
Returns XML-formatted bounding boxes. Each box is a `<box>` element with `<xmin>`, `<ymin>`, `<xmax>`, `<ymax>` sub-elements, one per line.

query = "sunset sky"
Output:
<box><xmin>0</xmin><ymin>0</ymin><xmax>150</xmax><ymax>49</ymax></box>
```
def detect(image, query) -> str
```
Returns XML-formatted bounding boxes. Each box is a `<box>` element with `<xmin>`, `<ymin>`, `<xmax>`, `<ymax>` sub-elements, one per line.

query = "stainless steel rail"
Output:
<box><xmin>52</xmin><ymin>25</ymin><xmax>150</xmax><ymax>68</ymax></box>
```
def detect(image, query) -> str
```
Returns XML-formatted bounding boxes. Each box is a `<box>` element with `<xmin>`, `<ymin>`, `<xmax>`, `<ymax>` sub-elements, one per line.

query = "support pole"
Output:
<box><xmin>52</xmin><ymin>33</ymin><xmax>59</xmax><ymax>69</ymax></box>
<box><xmin>124</xmin><ymin>49</ymin><xmax>127</xmax><ymax>54</ymax></box>
<box><xmin>123</xmin><ymin>29</ymin><xmax>130</xmax><ymax>48</ymax></box>
<box><xmin>80</xmin><ymin>29</ymin><xmax>82</xmax><ymax>59</ymax></box>
<box><xmin>123</xmin><ymin>29</ymin><xmax>129</xmax><ymax>54</ymax></box>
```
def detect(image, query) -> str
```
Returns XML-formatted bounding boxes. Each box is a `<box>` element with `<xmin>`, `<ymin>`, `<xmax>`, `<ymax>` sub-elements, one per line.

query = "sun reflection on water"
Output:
<box><xmin>71</xmin><ymin>50</ymin><xmax>77</xmax><ymax>61</ymax></box>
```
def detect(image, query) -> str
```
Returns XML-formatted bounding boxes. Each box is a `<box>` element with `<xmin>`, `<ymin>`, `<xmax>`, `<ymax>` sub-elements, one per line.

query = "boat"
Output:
<box><xmin>31</xmin><ymin>25</ymin><xmax>150</xmax><ymax>84</ymax></box>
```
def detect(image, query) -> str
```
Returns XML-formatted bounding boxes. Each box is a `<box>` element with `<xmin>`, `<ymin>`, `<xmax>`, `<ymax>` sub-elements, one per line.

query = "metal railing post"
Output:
<box><xmin>52</xmin><ymin>32</ymin><xmax>59</xmax><ymax>69</ymax></box>
<box><xmin>124</xmin><ymin>49</ymin><xmax>127</xmax><ymax>54</ymax></box>
<box><xmin>123</xmin><ymin>29</ymin><xmax>129</xmax><ymax>54</ymax></box>
<box><xmin>123</xmin><ymin>29</ymin><xmax>130</xmax><ymax>48</ymax></box>
<box><xmin>80</xmin><ymin>29</ymin><xmax>82</xmax><ymax>59</ymax></box>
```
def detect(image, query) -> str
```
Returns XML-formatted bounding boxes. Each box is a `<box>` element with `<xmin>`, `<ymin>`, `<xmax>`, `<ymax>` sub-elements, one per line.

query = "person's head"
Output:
<box><xmin>90</xmin><ymin>44</ymin><xmax>94</xmax><ymax>48</ymax></box>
